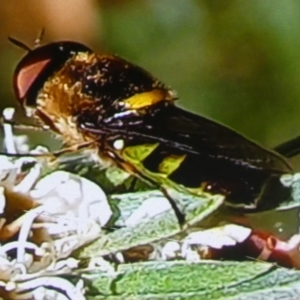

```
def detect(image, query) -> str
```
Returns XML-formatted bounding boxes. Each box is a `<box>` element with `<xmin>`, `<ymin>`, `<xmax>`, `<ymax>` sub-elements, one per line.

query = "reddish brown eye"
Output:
<box><xmin>15</xmin><ymin>58</ymin><xmax>51</xmax><ymax>100</ymax></box>
<box><xmin>12</xmin><ymin>41</ymin><xmax>92</xmax><ymax>107</ymax></box>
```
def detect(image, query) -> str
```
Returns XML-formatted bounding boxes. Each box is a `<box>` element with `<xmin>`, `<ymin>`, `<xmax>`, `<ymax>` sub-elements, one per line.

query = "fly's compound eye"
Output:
<box><xmin>12</xmin><ymin>41</ymin><xmax>92</xmax><ymax>108</ymax></box>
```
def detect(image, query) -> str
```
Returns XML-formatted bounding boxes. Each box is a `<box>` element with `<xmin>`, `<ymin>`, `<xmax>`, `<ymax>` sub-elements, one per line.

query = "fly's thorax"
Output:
<box><xmin>60</xmin><ymin>52</ymin><xmax>175</xmax><ymax>111</ymax></box>
<box><xmin>35</xmin><ymin>68</ymin><xmax>96</xmax><ymax>145</ymax></box>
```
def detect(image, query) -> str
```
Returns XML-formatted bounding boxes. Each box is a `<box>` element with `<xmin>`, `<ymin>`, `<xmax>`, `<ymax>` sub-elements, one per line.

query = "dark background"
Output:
<box><xmin>0</xmin><ymin>0</ymin><xmax>300</xmax><ymax>236</ymax></box>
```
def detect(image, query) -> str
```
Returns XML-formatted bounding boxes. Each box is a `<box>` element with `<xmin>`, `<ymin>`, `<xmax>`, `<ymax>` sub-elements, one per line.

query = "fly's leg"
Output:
<box><xmin>160</xmin><ymin>186</ymin><xmax>225</xmax><ymax>229</ymax></box>
<box><xmin>161</xmin><ymin>186</ymin><xmax>186</xmax><ymax>226</ymax></box>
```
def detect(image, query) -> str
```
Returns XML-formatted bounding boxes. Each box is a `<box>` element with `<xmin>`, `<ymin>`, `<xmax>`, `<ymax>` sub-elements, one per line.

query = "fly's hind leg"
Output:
<box><xmin>160</xmin><ymin>185</ymin><xmax>225</xmax><ymax>229</ymax></box>
<box><xmin>161</xmin><ymin>186</ymin><xmax>186</xmax><ymax>226</ymax></box>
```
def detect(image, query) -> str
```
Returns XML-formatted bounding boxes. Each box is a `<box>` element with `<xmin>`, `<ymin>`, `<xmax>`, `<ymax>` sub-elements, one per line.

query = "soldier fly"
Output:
<box><xmin>9</xmin><ymin>37</ymin><xmax>295</xmax><ymax>223</ymax></box>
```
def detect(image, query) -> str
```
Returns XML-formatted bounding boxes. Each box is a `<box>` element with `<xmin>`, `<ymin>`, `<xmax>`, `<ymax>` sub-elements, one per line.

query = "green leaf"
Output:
<box><xmin>79</xmin><ymin>260</ymin><xmax>300</xmax><ymax>299</ymax></box>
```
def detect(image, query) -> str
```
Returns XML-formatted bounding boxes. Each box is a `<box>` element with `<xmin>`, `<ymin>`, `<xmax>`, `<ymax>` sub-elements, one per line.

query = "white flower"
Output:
<box><xmin>0</xmin><ymin>152</ymin><xmax>112</xmax><ymax>299</ymax></box>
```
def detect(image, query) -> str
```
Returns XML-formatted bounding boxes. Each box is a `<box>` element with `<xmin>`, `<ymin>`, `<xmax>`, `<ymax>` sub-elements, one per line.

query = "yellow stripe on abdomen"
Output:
<box><xmin>158</xmin><ymin>154</ymin><xmax>186</xmax><ymax>176</ymax></box>
<box><xmin>123</xmin><ymin>143</ymin><xmax>159</xmax><ymax>162</ymax></box>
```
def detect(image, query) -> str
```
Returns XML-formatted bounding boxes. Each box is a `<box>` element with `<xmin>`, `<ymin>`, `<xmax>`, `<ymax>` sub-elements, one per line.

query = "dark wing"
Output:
<box><xmin>79</xmin><ymin>102</ymin><xmax>292</xmax><ymax>209</ymax></box>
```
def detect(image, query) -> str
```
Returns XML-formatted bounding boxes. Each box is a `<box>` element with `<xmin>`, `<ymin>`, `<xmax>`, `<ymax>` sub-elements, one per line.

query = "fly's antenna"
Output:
<box><xmin>7</xmin><ymin>36</ymin><xmax>31</xmax><ymax>52</ymax></box>
<box><xmin>34</xmin><ymin>27</ymin><xmax>45</xmax><ymax>48</ymax></box>
<box><xmin>8</xmin><ymin>27</ymin><xmax>46</xmax><ymax>52</ymax></box>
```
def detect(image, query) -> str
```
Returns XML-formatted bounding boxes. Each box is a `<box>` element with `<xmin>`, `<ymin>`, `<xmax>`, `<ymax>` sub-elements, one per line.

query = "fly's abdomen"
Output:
<box><xmin>120</xmin><ymin>141</ymin><xmax>285</xmax><ymax>210</ymax></box>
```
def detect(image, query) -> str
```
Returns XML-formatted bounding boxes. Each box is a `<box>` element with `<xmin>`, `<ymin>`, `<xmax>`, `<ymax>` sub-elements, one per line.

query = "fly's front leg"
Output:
<box><xmin>52</xmin><ymin>141</ymin><xmax>95</xmax><ymax>158</ymax></box>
